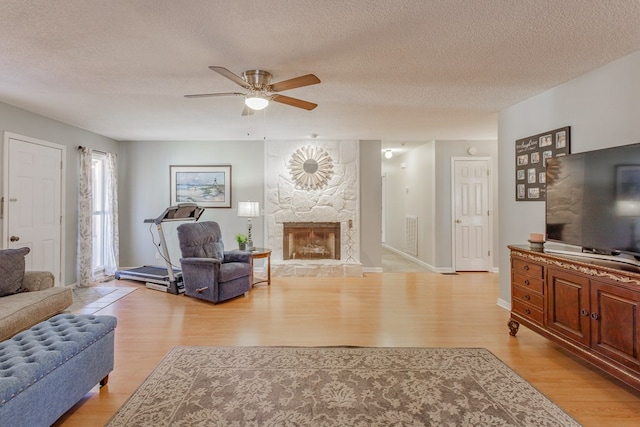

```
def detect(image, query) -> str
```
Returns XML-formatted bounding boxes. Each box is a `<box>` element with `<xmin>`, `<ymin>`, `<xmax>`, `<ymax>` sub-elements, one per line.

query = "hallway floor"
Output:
<box><xmin>382</xmin><ymin>246</ymin><xmax>432</xmax><ymax>272</ymax></box>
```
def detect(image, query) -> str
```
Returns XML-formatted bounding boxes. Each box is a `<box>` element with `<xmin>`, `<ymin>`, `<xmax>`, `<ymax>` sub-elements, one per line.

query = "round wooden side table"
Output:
<box><xmin>249</xmin><ymin>248</ymin><xmax>271</xmax><ymax>286</ymax></box>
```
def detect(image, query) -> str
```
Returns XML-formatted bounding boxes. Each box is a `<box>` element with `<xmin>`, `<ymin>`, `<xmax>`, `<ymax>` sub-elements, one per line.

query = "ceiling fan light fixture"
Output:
<box><xmin>187</xmin><ymin>67</ymin><xmax>320</xmax><ymax>114</ymax></box>
<box><xmin>245</xmin><ymin>96</ymin><xmax>269</xmax><ymax>111</ymax></box>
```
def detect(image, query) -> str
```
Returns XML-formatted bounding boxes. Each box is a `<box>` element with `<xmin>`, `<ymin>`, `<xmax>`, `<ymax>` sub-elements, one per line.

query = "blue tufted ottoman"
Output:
<box><xmin>0</xmin><ymin>313</ymin><xmax>117</xmax><ymax>427</ymax></box>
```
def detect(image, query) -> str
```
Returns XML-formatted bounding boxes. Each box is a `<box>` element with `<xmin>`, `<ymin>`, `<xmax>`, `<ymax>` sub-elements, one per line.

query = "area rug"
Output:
<box><xmin>107</xmin><ymin>346</ymin><xmax>580</xmax><ymax>426</ymax></box>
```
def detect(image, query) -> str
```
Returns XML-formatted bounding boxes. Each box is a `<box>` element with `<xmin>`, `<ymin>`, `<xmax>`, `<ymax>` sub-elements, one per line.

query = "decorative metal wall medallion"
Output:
<box><xmin>288</xmin><ymin>145</ymin><xmax>334</xmax><ymax>190</ymax></box>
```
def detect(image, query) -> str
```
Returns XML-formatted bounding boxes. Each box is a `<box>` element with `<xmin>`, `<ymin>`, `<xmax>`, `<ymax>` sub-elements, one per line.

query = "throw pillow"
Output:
<box><xmin>0</xmin><ymin>247</ymin><xmax>30</xmax><ymax>297</ymax></box>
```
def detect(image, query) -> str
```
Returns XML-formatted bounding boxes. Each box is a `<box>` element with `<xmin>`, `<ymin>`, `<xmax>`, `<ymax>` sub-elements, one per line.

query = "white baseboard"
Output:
<box><xmin>496</xmin><ymin>298</ymin><xmax>511</xmax><ymax>311</ymax></box>
<box><xmin>382</xmin><ymin>244</ymin><xmax>499</xmax><ymax>274</ymax></box>
<box><xmin>382</xmin><ymin>244</ymin><xmax>446</xmax><ymax>273</ymax></box>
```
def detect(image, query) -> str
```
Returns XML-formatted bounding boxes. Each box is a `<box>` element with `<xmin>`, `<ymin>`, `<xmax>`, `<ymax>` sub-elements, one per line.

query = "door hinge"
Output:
<box><xmin>487</xmin><ymin>210</ymin><xmax>490</xmax><ymax>216</ymax></box>
<box><xmin>488</xmin><ymin>250</ymin><xmax>491</xmax><ymax>256</ymax></box>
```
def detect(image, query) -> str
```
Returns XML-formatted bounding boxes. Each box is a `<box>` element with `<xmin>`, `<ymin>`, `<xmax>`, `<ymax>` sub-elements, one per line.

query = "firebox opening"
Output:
<box><xmin>283</xmin><ymin>222</ymin><xmax>341</xmax><ymax>260</ymax></box>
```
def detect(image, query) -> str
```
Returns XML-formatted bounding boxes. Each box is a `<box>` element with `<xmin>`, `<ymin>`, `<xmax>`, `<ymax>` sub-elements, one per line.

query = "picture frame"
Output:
<box><xmin>515</xmin><ymin>126</ymin><xmax>570</xmax><ymax>201</ymax></box>
<box><xmin>616</xmin><ymin>165</ymin><xmax>640</xmax><ymax>200</ymax></box>
<box><xmin>170</xmin><ymin>165</ymin><xmax>232</xmax><ymax>208</ymax></box>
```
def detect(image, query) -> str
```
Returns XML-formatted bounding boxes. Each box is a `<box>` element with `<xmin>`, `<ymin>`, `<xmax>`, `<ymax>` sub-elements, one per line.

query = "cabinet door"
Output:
<box><xmin>591</xmin><ymin>280</ymin><xmax>640</xmax><ymax>370</ymax></box>
<box><xmin>546</xmin><ymin>267</ymin><xmax>591</xmax><ymax>346</ymax></box>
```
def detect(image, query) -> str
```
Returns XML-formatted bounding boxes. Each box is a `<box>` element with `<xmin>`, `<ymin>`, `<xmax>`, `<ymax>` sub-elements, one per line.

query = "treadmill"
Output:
<box><xmin>115</xmin><ymin>203</ymin><xmax>204</xmax><ymax>295</ymax></box>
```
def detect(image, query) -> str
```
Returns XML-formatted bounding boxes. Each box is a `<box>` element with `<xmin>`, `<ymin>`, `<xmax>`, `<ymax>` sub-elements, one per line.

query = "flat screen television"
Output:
<box><xmin>546</xmin><ymin>142</ymin><xmax>640</xmax><ymax>259</ymax></box>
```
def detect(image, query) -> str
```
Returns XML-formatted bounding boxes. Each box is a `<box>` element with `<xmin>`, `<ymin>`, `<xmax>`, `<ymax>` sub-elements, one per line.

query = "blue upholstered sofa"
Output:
<box><xmin>0</xmin><ymin>314</ymin><xmax>117</xmax><ymax>426</ymax></box>
<box><xmin>0</xmin><ymin>248</ymin><xmax>72</xmax><ymax>342</ymax></box>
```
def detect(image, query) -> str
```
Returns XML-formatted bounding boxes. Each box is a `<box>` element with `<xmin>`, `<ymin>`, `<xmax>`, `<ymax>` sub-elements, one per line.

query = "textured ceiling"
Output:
<box><xmin>0</xmin><ymin>1</ymin><xmax>639</xmax><ymax>143</ymax></box>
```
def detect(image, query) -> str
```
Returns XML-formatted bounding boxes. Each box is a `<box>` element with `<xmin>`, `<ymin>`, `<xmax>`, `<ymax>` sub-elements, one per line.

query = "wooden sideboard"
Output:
<box><xmin>508</xmin><ymin>245</ymin><xmax>640</xmax><ymax>391</ymax></box>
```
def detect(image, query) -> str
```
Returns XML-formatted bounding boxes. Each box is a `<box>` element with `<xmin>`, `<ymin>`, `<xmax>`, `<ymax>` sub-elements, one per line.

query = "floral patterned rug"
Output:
<box><xmin>107</xmin><ymin>346</ymin><xmax>580</xmax><ymax>426</ymax></box>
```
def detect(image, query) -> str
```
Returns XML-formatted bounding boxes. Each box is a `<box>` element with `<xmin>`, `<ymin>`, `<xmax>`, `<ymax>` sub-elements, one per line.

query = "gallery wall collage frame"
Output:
<box><xmin>515</xmin><ymin>126</ymin><xmax>570</xmax><ymax>201</ymax></box>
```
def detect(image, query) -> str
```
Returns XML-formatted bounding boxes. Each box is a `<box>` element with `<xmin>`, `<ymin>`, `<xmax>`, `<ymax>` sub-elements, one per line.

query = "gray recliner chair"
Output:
<box><xmin>176</xmin><ymin>221</ymin><xmax>253</xmax><ymax>303</ymax></box>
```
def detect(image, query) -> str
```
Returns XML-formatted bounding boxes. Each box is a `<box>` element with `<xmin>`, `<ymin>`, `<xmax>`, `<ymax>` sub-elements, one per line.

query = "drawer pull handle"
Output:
<box><xmin>524</xmin><ymin>294</ymin><xmax>531</xmax><ymax>300</ymax></box>
<box><xmin>591</xmin><ymin>312</ymin><xmax>600</xmax><ymax>320</ymax></box>
<box><xmin>524</xmin><ymin>279</ymin><xmax>530</xmax><ymax>286</ymax></box>
<box><xmin>524</xmin><ymin>265</ymin><xmax>530</xmax><ymax>271</ymax></box>
<box><xmin>525</xmin><ymin>308</ymin><xmax>531</xmax><ymax>315</ymax></box>
<box><xmin>581</xmin><ymin>309</ymin><xmax>589</xmax><ymax>317</ymax></box>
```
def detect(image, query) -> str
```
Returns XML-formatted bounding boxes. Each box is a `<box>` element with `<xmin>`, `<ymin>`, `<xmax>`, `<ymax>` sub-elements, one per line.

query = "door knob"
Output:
<box><xmin>456</xmin><ymin>219</ymin><xmax>462</xmax><ymax>223</ymax></box>
<box><xmin>10</xmin><ymin>236</ymin><xmax>19</xmax><ymax>242</ymax></box>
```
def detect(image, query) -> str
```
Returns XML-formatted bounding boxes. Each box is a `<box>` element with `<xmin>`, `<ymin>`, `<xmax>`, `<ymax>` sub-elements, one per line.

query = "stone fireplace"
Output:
<box><xmin>265</xmin><ymin>140</ymin><xmax>362</xmax><ymax>277</ymax></box>
<box><xmin>283</xmin><ymin>222</ymin><xmax>340</xmax><ymax>260</ymax></box>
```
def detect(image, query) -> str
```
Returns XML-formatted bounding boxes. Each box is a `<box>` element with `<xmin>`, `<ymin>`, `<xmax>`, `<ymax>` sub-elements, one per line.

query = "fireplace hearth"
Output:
<box><xmin>283</xmin><ymin>222</ymin><xmax>341</xmax><ymax>260</ymax></box>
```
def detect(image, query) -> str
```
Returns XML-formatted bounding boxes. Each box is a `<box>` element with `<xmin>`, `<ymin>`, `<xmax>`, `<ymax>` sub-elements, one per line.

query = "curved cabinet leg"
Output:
<box><xmin>508</xmin><ymin>319</ymin><xmax>520</xmax><ymax>336</ymax></box>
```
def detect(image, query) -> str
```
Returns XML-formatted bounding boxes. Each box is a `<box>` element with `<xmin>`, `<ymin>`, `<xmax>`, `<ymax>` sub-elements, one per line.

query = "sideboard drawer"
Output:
<box><xmin>512</xmin><ymin>258</ymin><xmax>544</xmax><ymax>278</ymax></box>
<box><xmin>512</xmin><ymin>285</ymin><xmax>543</xmax><ymax>309</ymax></box>
<box><xmin>512</xmin><ymin>299</ymin><xmax>544</xmax><ymax>325</ymax></box>
<box><xmin>512</xmin><ymin>272</ymin><xmax>544</xmax><ymax>294</ymax></box>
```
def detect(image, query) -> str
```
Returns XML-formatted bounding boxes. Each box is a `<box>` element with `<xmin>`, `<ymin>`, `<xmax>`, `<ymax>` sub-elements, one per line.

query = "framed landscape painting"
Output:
<box><xmin>170</xmin><ymin>165</ymin><xmax>232</xmax><ymax>208</ymax></box>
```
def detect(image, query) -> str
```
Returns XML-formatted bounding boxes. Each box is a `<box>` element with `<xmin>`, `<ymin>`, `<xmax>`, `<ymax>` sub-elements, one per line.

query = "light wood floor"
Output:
<box><xmin>54</xmin><ymin>272</ymin><xmax>640</xmax><ymax>426</ymax></box>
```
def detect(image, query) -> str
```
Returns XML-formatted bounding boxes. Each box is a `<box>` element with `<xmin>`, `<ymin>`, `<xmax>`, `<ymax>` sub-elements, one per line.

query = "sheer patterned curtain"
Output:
<box><xmin>77</xmin><ymin>147</ymin><xmax>94</xmax><ymax>286</ymax></box>
<box><xmin>104</xmin><ymin>152</ymin><xmax>119</xmax><ymax>276</ymax></box>
<box><xmin>77</xmin><ymin>147</ymin><xmax>119</xmax><ymax>286</ymax></box>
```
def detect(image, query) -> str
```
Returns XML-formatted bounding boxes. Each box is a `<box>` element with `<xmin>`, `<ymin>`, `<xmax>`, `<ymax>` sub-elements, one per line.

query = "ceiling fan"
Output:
<box><xmin>185</xmin><ymin>66</ymin><xmax>321</xmax><ymax>116</ymax></box>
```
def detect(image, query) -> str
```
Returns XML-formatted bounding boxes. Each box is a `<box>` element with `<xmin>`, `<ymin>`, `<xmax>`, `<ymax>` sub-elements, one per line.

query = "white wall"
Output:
<box><xmin>118</xmin><ymin>140</ymin><xmax>265</xmax><ymax>268</ymax></box>
<box><xmin>383</xmin><ymin>139</ymin><xmax>498</xmax><ymax>270</ymax></box>
<box><xmin>498</xmin><ymin>50</ymin><xmax>640</xmax><ymax>306</ymax></box>
<box><xmin>0</xmin><ymin>101</ymin><xmax>118</xmax><ymax>285</ymax></box>
<box><xmin>434</xmin><ymin>140</ymin><xmax>499</xmax><ymax>268</ymax></box>
<box><xmin>118</xmin><ymin>139</ymin><xmax>385</xmax><ymax>270</ymax></box>
<box><xmin>360</xmin><ymin>141</ymin><xmax>382</xmax><ymax>269</ymax></box>
<box><xmin>382</xmin><ymin>149</ymin><xmax>411</xmax><ymax>252</ymax></box>
<box><xmin>383</xmin><ymin>142</ymin><xmax>437</xmax><ymax>265</ymax></box>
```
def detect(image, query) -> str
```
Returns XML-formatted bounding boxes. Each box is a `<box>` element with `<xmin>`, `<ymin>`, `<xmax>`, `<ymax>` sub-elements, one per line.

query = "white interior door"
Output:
<box><xmin>3</xmin><ymin>134</ymin><xmax>64</xmax><ymax>284</ymax></box>
<box><xmin>452</xmin><ymin>158</ymin><xmax>491</xmax><ymax>271</ymax></box>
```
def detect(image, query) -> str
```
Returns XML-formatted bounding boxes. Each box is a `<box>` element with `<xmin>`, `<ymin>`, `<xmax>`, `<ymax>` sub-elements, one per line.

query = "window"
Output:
<box><xmin>92</xmin><ymin>152</ymin><xmax>108</xmax><ymax>275</ymax></box>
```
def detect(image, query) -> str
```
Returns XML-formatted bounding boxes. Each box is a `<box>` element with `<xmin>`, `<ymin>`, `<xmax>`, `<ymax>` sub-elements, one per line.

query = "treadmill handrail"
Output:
<box><xmin>146</xmin><ymin>203</ymin><xmax>205</xmax><ymax>225</ymax></box>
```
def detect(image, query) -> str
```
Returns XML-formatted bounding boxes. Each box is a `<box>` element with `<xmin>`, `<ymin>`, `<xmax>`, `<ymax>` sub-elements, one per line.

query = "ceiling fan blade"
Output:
<box><xmin>209</xmin><ymin>66</ymin><xmax>250</xmax><ymax>89</ymax></box>
<box><xmin>184</xmin><ymin>92</ymin><xmax>244</xmax><ymax>98</ymax></box>
<box><xmin>271</xmin><ymin>94</ymin><xmax>318</xmax><ymax>110</ymax></box>
<box><xmin>270</xmin><ymin>74</ymin><xmax>320</xmax><ymax>92</ymax></box>
<box><xmin>241</xmin><ymin>105</ymin><xmax>254</xmax><ymax>116</ymax></box>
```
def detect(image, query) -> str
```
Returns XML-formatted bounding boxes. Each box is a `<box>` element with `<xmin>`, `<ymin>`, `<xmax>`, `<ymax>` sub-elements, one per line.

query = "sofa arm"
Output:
<box><xmin>180</xmin><ymin>257</ymin><xmax>222</xmax><ymax>267</ymax></box>
<box><xmin>22</xmin><ymin>271</ymin><xmax>55</xmax><ymax>292</ymax></box>
<box><xmin>179</xmin><ymin>257</ymin><xmax>221</xmax><ymax>279</ymax></box>
<box><xmin>180</xmin><ymin>257</ymin><xmax>222</xmax><ymax>294</ymax></box>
